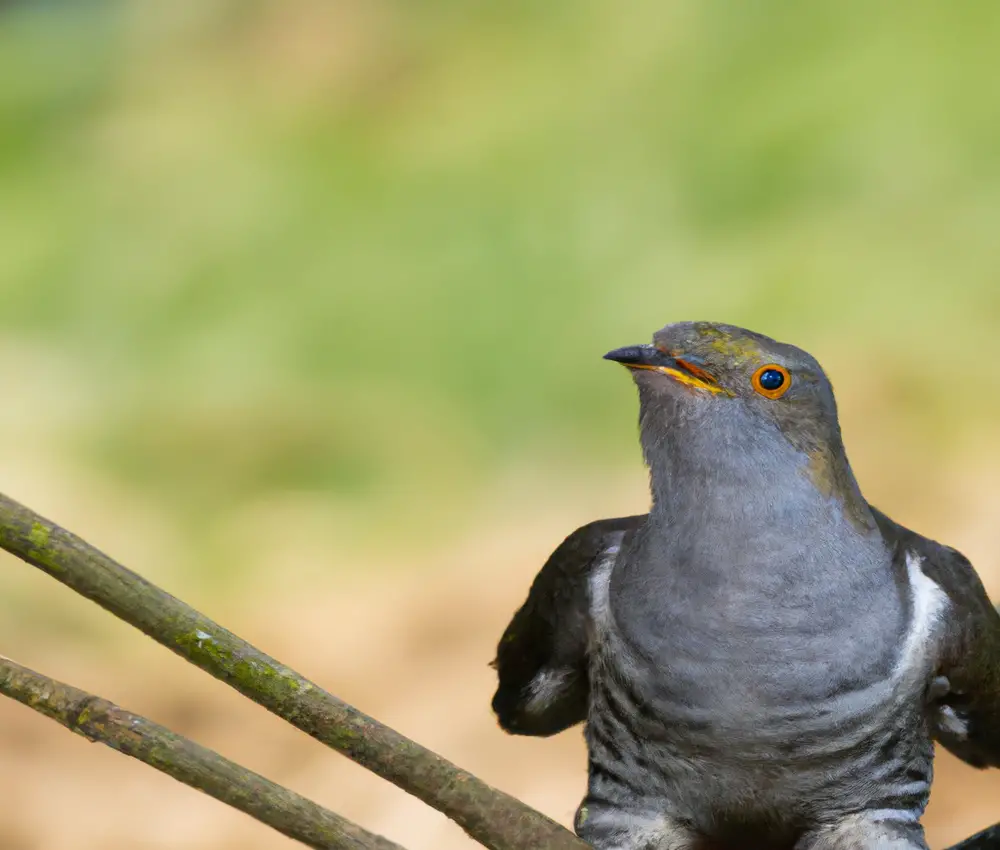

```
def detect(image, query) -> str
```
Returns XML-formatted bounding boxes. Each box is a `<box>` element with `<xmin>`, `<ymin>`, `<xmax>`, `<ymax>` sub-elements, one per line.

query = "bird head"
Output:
<box><xmin>605</xmin><ymin>321</ymin><xmax>873</xmax><ymax>531</ymax></box>
<box><xmin>605</xmin><ymin>320</ymin><xmax>835</xmax><ymax>418</ymax></box>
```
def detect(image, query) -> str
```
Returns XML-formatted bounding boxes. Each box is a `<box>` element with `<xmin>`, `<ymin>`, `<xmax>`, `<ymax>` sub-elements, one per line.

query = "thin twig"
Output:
<box><xmin>0</xmin><ymin>654</ymin><xmax>404</xmax><ymax>850</ymax></box>
<box><xmin>0</xmin><ymin>492</ymin><xmax>587</xmax><ymax>850</ymax></box>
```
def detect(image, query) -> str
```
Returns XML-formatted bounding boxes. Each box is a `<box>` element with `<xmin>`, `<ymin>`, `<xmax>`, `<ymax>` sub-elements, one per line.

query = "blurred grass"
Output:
<box><xmin>2</xmin><ymin>0</ymin><xmax>1000</xmax><ymax>558</ymax></box>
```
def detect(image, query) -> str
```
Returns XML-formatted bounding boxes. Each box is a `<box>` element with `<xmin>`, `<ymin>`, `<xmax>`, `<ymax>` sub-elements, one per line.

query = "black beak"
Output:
<box><xmin>603</xmin><ymin>344</ymin><xmax>725</xmax><ymax>394</ymax></box>
<box><xmin>603</xmin><ymin>344</ymin><xmax>670</xmax><ymax>367</ymax></box>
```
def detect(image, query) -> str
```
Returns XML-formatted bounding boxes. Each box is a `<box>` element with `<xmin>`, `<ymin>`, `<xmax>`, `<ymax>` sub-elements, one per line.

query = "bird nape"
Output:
<box><xmin>492</xmin><ymin>321</ymin><xmax>1000</xmax><ymax>850</ymax></box>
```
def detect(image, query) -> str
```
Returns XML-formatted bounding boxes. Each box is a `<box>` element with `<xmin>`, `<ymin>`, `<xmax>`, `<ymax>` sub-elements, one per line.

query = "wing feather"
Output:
<box><xmin>872</xmin><ymin>506</ymin><xmax>1000</xmax><ymax>768</ymax></box>
<box><xmin>491</xmin><ymin>514</ymin><xmax>645</xmax><ymax>736</ymax></box>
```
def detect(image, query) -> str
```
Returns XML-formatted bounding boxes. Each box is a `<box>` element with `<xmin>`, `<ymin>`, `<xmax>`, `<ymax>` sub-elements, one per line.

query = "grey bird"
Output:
<box><xmin>491</xmin><ymin>321</ymin><xmax>1000</xmax><ymax>850</ymax></box>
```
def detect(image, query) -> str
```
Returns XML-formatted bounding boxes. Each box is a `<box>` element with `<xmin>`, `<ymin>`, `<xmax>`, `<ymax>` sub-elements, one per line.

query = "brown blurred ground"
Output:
<box><xmin>2</xmin><ymin>364</ymin><xmax>1000</xmax><ymax>850</ymax></box>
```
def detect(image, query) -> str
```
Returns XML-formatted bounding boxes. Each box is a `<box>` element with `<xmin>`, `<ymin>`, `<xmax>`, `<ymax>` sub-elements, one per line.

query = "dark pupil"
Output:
<box><xmin>759</xmin><ymin>369</ymin><xmax>785</xmax><ymax>391</ymax></box>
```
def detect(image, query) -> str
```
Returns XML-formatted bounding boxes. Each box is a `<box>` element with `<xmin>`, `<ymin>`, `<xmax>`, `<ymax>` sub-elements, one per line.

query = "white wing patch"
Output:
<box><xmin>587</xmin><ymin>541</ymin><xmax>620</xmax><ymax>641</ymax></box>
<box><xmin>893</xmin><ymin>552</ymin><xmax>948</xmax><ymax>685</ymax></box>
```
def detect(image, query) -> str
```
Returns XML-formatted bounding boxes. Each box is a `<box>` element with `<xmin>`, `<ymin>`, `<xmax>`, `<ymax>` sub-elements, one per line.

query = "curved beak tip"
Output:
<box><xmin>603</xmin><ymin>345</ymin><xmax>650</xmax><ymax>365</ymax></box>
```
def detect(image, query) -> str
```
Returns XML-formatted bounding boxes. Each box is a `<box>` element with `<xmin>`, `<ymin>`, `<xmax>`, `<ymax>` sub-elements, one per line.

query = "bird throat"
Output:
<box><xmin>641</xmin><ymin>401</ymin><xmax>877</xmax><ymax>539</ymax></box>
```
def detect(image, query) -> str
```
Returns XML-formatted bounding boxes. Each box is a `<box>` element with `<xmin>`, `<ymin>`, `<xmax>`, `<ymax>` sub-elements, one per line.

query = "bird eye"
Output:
<box><xmin>752</xmin><ymin>364</ymin><xmax>791</xmax><ymax>399</ymax></box>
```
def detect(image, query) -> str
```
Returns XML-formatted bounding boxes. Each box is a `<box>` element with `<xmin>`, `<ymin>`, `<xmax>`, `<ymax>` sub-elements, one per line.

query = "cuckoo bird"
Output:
<box><xmin>492</xmin><ymin>322</ymin><xmax>1000</xmax><ymax>850</ymax></box>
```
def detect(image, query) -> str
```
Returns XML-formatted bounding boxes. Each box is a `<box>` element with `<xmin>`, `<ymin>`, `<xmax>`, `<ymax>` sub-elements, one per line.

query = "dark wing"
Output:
<box><xmin>491</xmin><ymin>514</ymin><xmax>646</xmax><ymax>736</ymax></box>
<box><xmin>871</xmin><ymin>506</ymin><xmax>1000</xmax><ymax>768</ymax></box>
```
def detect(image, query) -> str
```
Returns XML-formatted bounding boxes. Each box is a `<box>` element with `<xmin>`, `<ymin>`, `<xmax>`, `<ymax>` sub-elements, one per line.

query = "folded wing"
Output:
<box><xmin>872</xmin><ymin>507</ymin><xmax>1000</xmax><ymax>768</ymax></box>
<box><xmin>491</xmin><ymin>514</ymin><xmax>645</xmax><ymax>736</ymax></box>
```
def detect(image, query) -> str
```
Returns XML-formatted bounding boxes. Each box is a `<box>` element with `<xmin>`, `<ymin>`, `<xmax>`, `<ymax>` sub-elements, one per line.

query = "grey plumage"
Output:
<box><xmin>492</xmin><ymin>322</ymin><xmax>1000</xmax><ymax>850</ymax></box>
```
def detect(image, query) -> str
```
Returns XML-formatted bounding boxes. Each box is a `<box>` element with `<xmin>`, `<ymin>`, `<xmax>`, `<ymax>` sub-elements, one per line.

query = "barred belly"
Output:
<box><xmin>579</xmin><ymin>638</ymin><xmax>935</xmax><ymax>849</ymax></box>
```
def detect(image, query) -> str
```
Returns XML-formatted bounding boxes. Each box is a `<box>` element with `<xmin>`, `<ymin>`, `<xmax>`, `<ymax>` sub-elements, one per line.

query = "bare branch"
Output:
<box><xmin>0</xmin><ymin>492</ymin><xmax>587</xmax><ymax>850</ymax></box>
<box><xmin>0</xmin><ymin>654</ymin><xmax>404</xmax><ymax>850</ymax></box>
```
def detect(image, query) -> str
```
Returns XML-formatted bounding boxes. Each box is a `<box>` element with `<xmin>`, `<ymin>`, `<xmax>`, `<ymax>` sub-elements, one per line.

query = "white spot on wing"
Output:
<box><xmin>937</xmin><ymin>705</ymin><xmax>969</xmax><ymax>740</ymax></box>
<box><xmin>525</xmin><ymin>668</ymin><xmax>572</xmax><ymax>714</ymax></box>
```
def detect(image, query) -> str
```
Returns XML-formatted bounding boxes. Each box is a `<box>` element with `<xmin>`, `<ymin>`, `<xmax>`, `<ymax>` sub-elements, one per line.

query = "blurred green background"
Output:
<box><xmin>3</xmin><ymin>2</ymin><xmax>1000</xmax><ymax>848</ymax></box>
<box><xmin>4</xmin><ymin>0</ymin><xmax>1000</xmax><ymax>549</ymax></box>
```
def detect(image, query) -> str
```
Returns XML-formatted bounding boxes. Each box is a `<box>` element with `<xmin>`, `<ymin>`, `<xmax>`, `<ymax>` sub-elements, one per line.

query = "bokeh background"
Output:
<box><xmin>2</xmin><ymin>1</ymin><xmax>1000</xmax><ymax>847</ymax></box>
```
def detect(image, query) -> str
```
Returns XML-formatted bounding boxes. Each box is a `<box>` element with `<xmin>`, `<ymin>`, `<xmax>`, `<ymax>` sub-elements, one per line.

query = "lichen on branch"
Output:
<box><xmin>0</xmin><ymin>654</ymin><xmax>404</xmax><ymax>850</ymax></box>
<box><xmin>0</xmin><ymin>492</ymin><xmax>588</xmax><ymax>850</ymax></box>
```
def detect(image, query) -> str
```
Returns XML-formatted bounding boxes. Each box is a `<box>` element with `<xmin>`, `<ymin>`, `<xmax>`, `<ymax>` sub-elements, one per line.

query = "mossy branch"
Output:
<box><xmin>0</xmin><ymin>655</ymin><xmax>403</xmax><ymax>850</ymax></box>
<box><xmin>0</xmin><ymin>492</ymin><xmax>587</xmax><ymax>850</ymax></box>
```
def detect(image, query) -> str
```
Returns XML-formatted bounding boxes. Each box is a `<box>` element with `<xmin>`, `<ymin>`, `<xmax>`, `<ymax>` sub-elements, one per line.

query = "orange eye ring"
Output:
<box><xmin>752</xmin><ymin>364</ymin><xmax>791</xmax><ymax>399</ymax></box>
